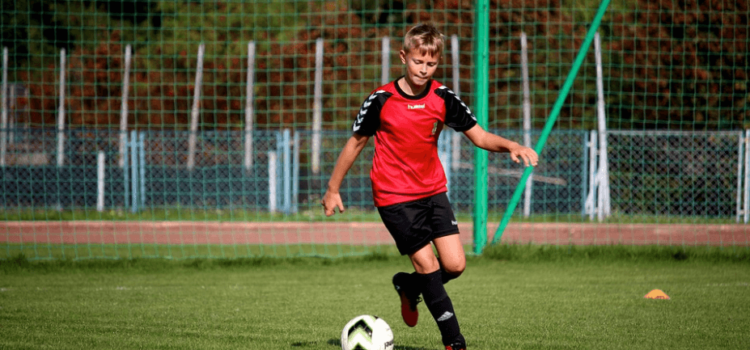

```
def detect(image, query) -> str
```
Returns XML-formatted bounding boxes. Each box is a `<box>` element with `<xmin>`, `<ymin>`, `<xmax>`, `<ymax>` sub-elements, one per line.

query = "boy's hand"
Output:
<box><xmin>509</xmin><ymin>144</ymin><xmax>539</xmax><ymax>167</ymax></box>
<box><xmin>321</xmin><ymin>190</ymin><xmax>345</xmax><ymax>216</ymax></box>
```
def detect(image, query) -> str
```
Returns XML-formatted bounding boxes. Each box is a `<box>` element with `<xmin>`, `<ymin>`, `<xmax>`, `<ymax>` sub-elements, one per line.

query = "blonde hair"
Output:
<box><xmin>403</xmin><ymin>23</ymin><xmax>444</xmax><ymax>58</ymax></box>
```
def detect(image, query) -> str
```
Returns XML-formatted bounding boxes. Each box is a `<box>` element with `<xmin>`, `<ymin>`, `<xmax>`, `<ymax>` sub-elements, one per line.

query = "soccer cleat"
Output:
<box><xmin>392</xmin><ymin>272</ymin><xmax>421</xmax><ymax>327</ymax></box>
<box><xmin>445</xmin><ymin>343</ymin><xmax>466</xmax><ymax>350</ymax></box>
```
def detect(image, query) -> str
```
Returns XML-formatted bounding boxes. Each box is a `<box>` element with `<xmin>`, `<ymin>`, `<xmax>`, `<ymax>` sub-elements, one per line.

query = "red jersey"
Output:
<box><xmin>352</xmin><ymin>78</ymin><xmax>477</xmax><ymax>207</ymax></box>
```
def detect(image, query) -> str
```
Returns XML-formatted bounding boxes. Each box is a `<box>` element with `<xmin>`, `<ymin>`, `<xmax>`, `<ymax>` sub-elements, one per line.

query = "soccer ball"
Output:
<box><xmin>341</xmin><ymin>315</ymin><xmax>394</xmax><ymax>350</ymax></box>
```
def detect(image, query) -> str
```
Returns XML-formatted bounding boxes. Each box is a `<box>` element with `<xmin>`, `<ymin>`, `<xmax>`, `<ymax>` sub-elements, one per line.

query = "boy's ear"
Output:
<box><xmin>399</xmin><ymin>50</ymin><xmax>407</xmax><ymax>64</ymax></box>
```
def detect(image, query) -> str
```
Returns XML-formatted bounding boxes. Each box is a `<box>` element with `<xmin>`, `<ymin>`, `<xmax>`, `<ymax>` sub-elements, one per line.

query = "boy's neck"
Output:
<box><xmin>397</xmin><ymin>76</ymin><xmax>429</xmax><ymax>97</ymax></box>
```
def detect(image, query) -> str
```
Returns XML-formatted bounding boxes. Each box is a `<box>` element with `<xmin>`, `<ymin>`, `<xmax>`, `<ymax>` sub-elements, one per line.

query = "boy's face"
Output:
<box><xmin>399</xmin><ymin>48</ymin><xmax>440</xmax><ymax>87</ymax></box>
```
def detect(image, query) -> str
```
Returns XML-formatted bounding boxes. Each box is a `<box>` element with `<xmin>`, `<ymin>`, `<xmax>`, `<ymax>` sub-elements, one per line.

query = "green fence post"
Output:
<box><xmin>473</xmin><ymin>0</ymin><xmax>489</xmax><ymax>254</ymax></box>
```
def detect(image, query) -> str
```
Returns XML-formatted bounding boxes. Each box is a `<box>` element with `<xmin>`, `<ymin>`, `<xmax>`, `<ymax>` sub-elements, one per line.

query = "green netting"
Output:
<box><xmin>1</xmin><ymin>0</ymin><xmax>749</xmax><ymax>260</ymax></box>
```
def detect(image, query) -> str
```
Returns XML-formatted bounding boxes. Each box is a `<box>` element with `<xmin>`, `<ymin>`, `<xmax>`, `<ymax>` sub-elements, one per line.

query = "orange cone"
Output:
<box><xmin>644</xmin><ymin>289</ymin><xmax>670</xmax><ymax>300</ymax></box>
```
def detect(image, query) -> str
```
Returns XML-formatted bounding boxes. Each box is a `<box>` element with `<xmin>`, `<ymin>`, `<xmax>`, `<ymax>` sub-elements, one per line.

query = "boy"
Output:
<box><xmin>321</xmin><ymin>23</ymin><xmax>538</xmax><ymax>350</ymax></box>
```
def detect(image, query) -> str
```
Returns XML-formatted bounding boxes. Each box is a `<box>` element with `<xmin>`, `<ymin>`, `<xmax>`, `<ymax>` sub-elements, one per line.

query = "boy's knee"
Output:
<box><xmin>413</xmin><ymin>259</ymin><xmax>440</xmax><ymax>274</ymax></box>
<box><xmin>444</xmin><ymin>264</ymin><xmax>465</xmax><ymax>277</ymax></box>
<box><xmin>441</xmin><ymin>260</ymin><xmax>465</xmax><ymax>278</ymax></box>
<box><xmin>410</xmin><ymin>249</ymin><xmax>441</xmax><ymax>274</ymax></box>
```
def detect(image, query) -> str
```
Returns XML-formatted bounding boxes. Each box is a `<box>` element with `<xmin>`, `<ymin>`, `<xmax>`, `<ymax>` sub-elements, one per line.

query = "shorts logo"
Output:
<box><xmin>451</xmin><ymin>220</ymin><xmax>457</xmax><ymax>225</ymax></box>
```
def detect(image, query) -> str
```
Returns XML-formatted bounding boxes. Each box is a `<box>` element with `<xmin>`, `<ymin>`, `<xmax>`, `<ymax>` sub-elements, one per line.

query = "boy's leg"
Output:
<box><xmin>393</xmin><ymin>242</ymin><xmax>439</xmax><ymax>327</ymax></box>
<box><xmin>379</xmin><ymin>197</ymin><xmax>433</xmax><ymax>328</ymax></box>
<box><xmin>409</xmin><ymin>242</ymin><xmax>465</xmax><ymax>348</ymax></box>
<box><xmin>429</xmin><ymin>193</ymin><xmax>466</xmax><ymax>285</ymax></box>
<box><xmin>434</xmin><ymin>234</ymin><xmax>466</xmax><ymax>284</ymax></box>
<box><xmin>408</xmin><ymin>242</ymin><xmax>441</xmax><ymax>273</ymax></box>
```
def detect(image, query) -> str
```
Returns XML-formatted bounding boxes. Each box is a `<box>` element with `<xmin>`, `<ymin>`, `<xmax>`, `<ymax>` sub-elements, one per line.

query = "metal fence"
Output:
<box><xmin>1</xmin><ymin>128</ymin><xmax>745</xmax><ymax>221</ymax></box>
<box><xmin>607</xmin><ymin>130</ymin><xmax>743</xmax><ymax>220</ymax></box>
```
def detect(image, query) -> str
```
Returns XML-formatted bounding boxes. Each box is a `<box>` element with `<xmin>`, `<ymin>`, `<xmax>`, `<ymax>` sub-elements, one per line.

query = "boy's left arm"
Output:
<box><xmin>463</xmin><ymin>124</ymin><xmax>539</xmax><ymax>167</ymax></box>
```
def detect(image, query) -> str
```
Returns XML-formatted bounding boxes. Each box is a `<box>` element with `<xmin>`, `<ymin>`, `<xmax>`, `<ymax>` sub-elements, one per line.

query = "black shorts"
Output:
<box><xmin>377</xmin><ymin>192</ymin><xmax>459</xmax><ymax>256</ymax></box>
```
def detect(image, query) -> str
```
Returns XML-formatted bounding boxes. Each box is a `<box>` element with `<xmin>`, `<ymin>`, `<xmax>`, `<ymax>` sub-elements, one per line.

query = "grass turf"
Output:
<box><xmin>1</xmin><ymin>251</ymin><xmax>748</xmax><ymax>349</ymax></box>
<box><xmin>4</xmin><ymin>243</ymin><xmax>749</xmax><ymax>262</ymax></box>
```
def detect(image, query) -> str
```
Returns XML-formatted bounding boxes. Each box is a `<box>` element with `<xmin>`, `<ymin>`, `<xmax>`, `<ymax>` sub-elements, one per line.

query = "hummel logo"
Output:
<box><xmin>451</xmin><ymin>220</ymin><xmax>457</xmax><ymax>225</ymax></box>
<box><xmin>437</xmin><ymin>311</ymin><xmax>454</xmax><ymax>322</ymax></box>
<box><xmin>408</xmin><ymin>104</ymin><xmax>425</xmax><ymax>109</ymax></box>
<box><xmin>368</xmin><ymin>90</ymin><xmax>385</xmax><ymax>100</ymax></box>
<box><xmin>353</xmin><ymin>113</ymin><xmax>364</xmax><ymax>131</ymax></box>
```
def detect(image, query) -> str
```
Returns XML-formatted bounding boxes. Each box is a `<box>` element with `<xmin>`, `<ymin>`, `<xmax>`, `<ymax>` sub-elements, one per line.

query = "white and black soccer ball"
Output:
<box><xmin>340</xmin><ymin>315</ymin><xmax>394</xmax><ymax>350</ymax></box>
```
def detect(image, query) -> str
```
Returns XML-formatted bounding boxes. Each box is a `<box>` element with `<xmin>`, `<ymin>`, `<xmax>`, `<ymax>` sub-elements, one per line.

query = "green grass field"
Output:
<box><xmin>1</xmin><ymin>242</ymin><xmax>400</xmax><ymax>261</ymax></box>
<box><xmin>1</xmin><ymin>248</ymin><xmax>749</xmax><ymax>349</ymax></box>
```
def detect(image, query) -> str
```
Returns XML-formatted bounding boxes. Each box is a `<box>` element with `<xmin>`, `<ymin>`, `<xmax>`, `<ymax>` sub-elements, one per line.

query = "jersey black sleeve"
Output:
<box><xmin>352</xmin><ymin>90</ymin><xmax>392</xmax><ymax>136</ymax></box>
<box><xmin>435</xmin><ymin>86</ymin><xmax>478</xmax><ymax>132</ymax></box>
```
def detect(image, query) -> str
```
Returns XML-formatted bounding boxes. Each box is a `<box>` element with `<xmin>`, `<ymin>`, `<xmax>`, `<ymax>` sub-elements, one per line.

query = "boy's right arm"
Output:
<box><xmin>321</xmin><ymin>133</ymin><xmax>370</xmax><ymax>216</ymax></box>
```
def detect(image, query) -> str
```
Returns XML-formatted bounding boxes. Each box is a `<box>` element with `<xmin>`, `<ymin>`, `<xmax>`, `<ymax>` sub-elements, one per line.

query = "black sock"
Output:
<box><xmin>417</xmin><ymin>270</ymin><xmax>462</xmax><ymax>346</ymax></box>
<box><xmin>441</xmin><ymin>266</ymin><xmax>460</xmax><ymax>284</ymax></box>
<box><xmin>407</xmin><ymin>272</ymin><xmax>421</xmax><ymax>295</ymax></box>
<box><xmin>437</xmin><ymin>257</ymin><xmax>460</xmax><ymax>285</ymax></box>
